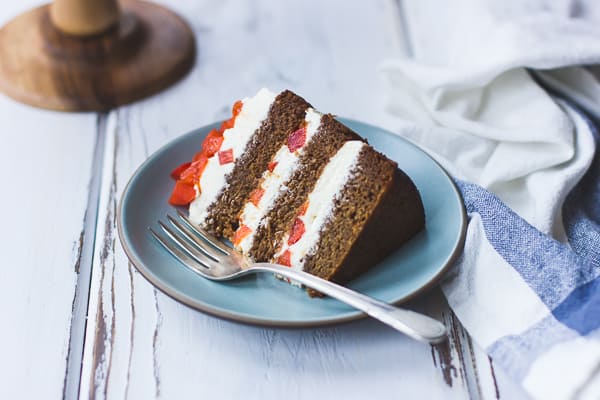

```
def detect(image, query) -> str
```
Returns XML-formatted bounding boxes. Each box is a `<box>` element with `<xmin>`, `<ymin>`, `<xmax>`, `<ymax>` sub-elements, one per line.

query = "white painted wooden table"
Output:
<box><xmin>0</xmin><ymin>1</ymin><xmax>530</xmax><ymax>399</ymax></box>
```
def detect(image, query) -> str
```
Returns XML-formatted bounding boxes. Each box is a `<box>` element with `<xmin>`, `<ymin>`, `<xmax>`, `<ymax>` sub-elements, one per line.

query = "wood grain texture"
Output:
<box><xmin>0</xmin><ymin>44</ymin><xmax>97</xmax><ymax>400</ymax></box>
<box><xmin>79</xmin><ymin>0</ymin><xmax>524</xmax><ymax>399</ymax></box>
<box><xmin>0</xmin><ymin>0</ymin><xmax>195</xmax><ymax>111</ymax></box>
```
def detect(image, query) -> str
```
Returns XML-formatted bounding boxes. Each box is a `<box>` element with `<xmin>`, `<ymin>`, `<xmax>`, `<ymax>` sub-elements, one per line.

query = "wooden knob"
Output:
<box><xmin>50</xmin><ymin>0</ymin><xmax>120</xmax><ymax>36</ymax></box>
<box><xmin>0</xmin><ymin>0</ymin><xmax>196</xmax><ymax>111</ymax></box>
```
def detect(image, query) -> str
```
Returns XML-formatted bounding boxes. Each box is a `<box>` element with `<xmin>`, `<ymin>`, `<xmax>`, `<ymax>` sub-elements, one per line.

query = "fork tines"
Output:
<box><xmin>149</xmin><ymin>211</ymin><xmax>230</xmax><ymax>274</ymax></box>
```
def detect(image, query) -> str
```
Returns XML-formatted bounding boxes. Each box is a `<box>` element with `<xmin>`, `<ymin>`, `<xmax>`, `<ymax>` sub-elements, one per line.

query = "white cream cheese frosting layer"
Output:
<box><xmin>189</xmin><ymin>88</ymin><xmax>276</xmax><ymax>225</ymax></box>
<box><xmin>275</xmin><ymin>140</ymin><xmax>365</xmax><ymax>270</ymax></box>
<box><xmin>236</xmin><ymin>108</ymin><xmax>322</xmax><ymax>253</ymax></box>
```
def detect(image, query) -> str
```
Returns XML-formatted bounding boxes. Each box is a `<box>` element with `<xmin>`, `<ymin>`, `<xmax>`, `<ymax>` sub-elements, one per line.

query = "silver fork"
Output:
<box><xmin>149</xmin><ymin>211</ymin><xmax>447</xmax><ymax>344</ymax></box>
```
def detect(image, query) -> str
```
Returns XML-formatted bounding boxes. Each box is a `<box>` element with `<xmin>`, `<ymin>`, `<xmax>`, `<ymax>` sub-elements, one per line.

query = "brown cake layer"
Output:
<box><xmin>203</xmin><ymin>90</ymin><xmax>311</xmax><ymax>238</ymax></box>
<box><xmin>302</xmin><ymin>145</ymin><xmax>425</xmax><ymax>296</ymax></box>
<box><xmin>249</xmin><ymin>114</ymin><xmax>365</xmax><ymax>261</ymax></box>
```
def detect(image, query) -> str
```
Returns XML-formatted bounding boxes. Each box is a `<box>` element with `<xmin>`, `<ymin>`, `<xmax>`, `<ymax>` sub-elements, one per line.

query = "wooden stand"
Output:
<box><xmin>0</xmin><ymin>0</ymin><xmax>195</xmax><ymax>111</ymax></box>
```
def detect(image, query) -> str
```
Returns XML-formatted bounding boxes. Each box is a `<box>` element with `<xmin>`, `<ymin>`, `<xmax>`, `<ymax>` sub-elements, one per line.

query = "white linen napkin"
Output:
<box><xmin>381</xmin><ymin>0</ymin><xmax>600</xmax><ymax>236</ymax></box>
<box><xmin>380</xmin><ymin>1</ymin><xmax>600</xmax><ymax>399</ymax></box>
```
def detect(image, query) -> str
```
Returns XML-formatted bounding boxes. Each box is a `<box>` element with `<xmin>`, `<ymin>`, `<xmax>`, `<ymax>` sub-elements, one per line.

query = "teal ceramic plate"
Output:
<box><xmin>118</xmin><ymin>118</ymin><xmax>466</xmax><ymax>327</ymax></box>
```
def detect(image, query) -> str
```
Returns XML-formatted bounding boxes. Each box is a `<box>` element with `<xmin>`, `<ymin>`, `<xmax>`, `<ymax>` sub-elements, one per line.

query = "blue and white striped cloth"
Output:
<box><xmin>450</xmin><ymin>101</ymin><xmax>600</xmax><ymax>397</ymax></box>
<box><xmin>380</xmin><ymin>1</ymin><xmax>600</xmax><ymax>397</ymax></box>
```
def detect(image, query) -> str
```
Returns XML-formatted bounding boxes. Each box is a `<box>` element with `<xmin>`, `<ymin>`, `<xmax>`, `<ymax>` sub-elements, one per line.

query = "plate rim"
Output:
<box><xmin>117</xmin><ymin>118</ymin><xmax>467</xmax><ymax>328</ymax></box>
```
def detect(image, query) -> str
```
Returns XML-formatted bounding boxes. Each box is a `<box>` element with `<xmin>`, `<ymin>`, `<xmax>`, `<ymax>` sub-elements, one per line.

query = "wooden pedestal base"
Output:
<box><xmin>0</xmin><ymin>1</ymin><xmax>195</xmax><ymax>111</ymax></box>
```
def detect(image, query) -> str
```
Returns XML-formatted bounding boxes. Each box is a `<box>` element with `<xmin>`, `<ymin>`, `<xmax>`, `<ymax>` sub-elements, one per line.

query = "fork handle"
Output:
<box><xmin>252</xmin><ymin>263</ymin><xmax>447</xmax><ymax>344</ymax></box>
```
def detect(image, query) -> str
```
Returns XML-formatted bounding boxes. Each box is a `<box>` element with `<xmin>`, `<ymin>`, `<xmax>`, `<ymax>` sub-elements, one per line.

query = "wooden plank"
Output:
<box><xmin>79</xmin><ymin>0</ymin><xmax>525</xmax><ymax>399</ymax></box>
<box><xmin>423</xmin><ymin>292</ymin><xmax>529</xmax><ymax>399</ymax></box>
<box><xmin>0</xmin><ymin>5</ymin><xmax>100</xmax><ymax>400</ymax></box>
<box><xmin>0</xmin><ymin>104</ymin><xmax>97</xmax><ymax>399</ymax></box>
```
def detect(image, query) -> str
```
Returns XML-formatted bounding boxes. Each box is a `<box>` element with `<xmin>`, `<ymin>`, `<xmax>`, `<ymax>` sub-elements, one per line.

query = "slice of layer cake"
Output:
<box><xmin>169</xmin><ymin>89</ymin><xmax>425</xmax><ymax>293</ymax></box>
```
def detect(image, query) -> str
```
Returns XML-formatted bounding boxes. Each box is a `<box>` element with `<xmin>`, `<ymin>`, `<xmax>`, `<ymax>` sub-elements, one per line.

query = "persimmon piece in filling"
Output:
<box><xmin>249</xmin><ymin>188</ymin><xmax>265</xmax><ymax>207</ymax></box>
<box><xmin>287</xmin><ymin>127</ymin><xmax>306</xmax><ymax>153</ymax></box>
<box><xmin>277</xmin><ymin>250</ymin><xmax>292</xmax><ymax>267</ymax></box>
<box><xmin>233</xmin><ymin>225</ymin><xmax>252</xmax><ymax>246</ymax></box>
<box><xmin>218</xmin><ymin>148</ymin><xmax>234</xmax><ymax>165</ymax></box>
<box><xmin>287</xmin><ymin>217</ymin><xmax>305</xmax><ymax>245</ymax></box>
